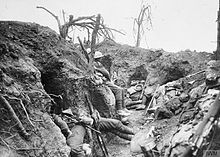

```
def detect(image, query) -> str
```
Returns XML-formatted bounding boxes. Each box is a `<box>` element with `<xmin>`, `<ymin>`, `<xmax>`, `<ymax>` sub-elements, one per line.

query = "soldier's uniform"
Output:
<box><xmin>53</xmin><ymin>109</ymin><xmax>134</xmax><ymax>157</ymax></box>
<box><xmin>93</xmin><ymin>51</ymin><xmax>131</xmax><ymax>116</ymax></box>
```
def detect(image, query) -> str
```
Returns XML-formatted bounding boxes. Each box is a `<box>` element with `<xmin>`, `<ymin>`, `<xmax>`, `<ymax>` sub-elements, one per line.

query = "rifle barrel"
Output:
<box><xmin>194</xmin><ymin>93</ymin><xmax>220</xmax><ymax>139</ymax></box>
<box><xmin>181</xmin><ymin>92</ymin><xmax>220</xmax><ymax>157</ymax></box>
<box><xmin>64</xmin><ymin>114</ymin><xmax>101</xmax><ymax>134</ymax></box>
<box><xmin>85</xmin><ymin>93</ymin><xmax>109</xmax><ymax>157</ymax></box>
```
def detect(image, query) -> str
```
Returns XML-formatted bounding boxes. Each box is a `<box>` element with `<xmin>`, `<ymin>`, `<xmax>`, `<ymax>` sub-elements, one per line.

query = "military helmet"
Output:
<box><xmin>62</xmin><ymin>108</ymin><xmax>73</xmax><ymax>116</ymax></box>
<box><xmin>86</xmin><ymin>48</ymin><xmax>91</xmax><ymax>54</ymax></box>
<box><xmin>94</xmin><ymin>51</ymin><xmax>104</xmax><ymax>59</ymax></box>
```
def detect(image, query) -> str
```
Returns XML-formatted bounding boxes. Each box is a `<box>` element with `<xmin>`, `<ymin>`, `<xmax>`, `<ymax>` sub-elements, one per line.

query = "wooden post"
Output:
<box><xmin>216</xmin><ymin>0</ymin><xmax>220</xmax><ymax>60</ymax></box>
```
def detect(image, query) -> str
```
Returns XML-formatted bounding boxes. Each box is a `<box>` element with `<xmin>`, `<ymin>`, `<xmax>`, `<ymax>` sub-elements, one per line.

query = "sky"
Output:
<box><xmin>0</xmin><ymin>0</ymin><xmax>218</xmax><ymax>52</ymax></box>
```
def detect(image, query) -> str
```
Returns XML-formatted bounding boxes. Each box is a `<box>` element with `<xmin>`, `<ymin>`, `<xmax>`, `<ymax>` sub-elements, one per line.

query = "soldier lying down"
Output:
<box><xmin>52</xmin><ymin>108</ymin><xmax>134</xmax><ymax>157</ymax></box>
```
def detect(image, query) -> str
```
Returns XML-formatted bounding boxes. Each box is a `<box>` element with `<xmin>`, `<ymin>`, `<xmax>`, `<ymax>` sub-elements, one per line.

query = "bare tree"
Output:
<box><xmin>37</xmin><ymin>6</ymin><xmax>124</xmax><ymax>42</ymax></box>
<box><xmin>133</xmin><ymin>4</ymin><xmax>152</xmax><ymax>47</ymax></box>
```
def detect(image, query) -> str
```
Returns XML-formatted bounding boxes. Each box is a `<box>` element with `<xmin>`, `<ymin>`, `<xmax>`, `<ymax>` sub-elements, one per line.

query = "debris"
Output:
<box><xmin>130</xmin><ymin>126</ymin><xmax>156</xmax><ymax>155</ymax></box>
<box><xmin>154</xmin><ymin>107</ymin><xmax>173</xmax><ymax>120</ymax></box>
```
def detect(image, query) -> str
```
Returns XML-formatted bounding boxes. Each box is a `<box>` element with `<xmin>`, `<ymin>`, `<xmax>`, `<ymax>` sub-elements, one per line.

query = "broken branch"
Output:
<box><xmin>36</xmin><ymin>6</ymin><xmax>121</xmax><ymax>41</ymax></box>
<box><xmin>36</xmin><ymin>6</ymin><xmax>62</xmax><ymax>31</ymax></box>
<box><xmin>70</xmin><ymin>15</ymin><xmax>95</xmax><ymax>24</ymax></box>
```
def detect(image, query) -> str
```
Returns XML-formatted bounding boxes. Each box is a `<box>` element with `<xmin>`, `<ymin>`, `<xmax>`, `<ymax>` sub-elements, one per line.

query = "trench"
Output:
<box><xmin>38</xmin><ymin>60</ymin><xmax>146</xmax><ymax>157</ymax></box>
<box><xmin>38</xmin><ymin>58</ymin><xmax>187</xmax><ymax>157</ymax></box>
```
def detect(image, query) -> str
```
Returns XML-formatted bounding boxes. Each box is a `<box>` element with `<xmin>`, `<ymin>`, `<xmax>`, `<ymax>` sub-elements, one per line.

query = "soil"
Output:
<box><xmin>107</xmin><ymin>110</ymin><xmax>144</xmax><ymax>157</ymax></box>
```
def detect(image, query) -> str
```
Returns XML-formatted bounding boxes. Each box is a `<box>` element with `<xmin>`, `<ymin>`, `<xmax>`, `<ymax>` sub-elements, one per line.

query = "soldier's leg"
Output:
<box><xmin>67</xmin><ymin>125</ymin><xmax>87</xmax><ymax>157</ymax></box>
<box><xmin>126</xmin><ymin>99</ymin><xmax>142</xmax><ymax>107</ymax></box>
<box><xmin>53</xmin><ymin>115</ymin><xmax>72</xmax><ymax>138</ymax></box>
<box><xmin>53</xmin><ymin>115</ymin><xmax>87</xmax><ymax>157</ymax></box>
<box><xmin>105</xmin><ymin>81</ymin><xmax>123</xmax><ymax>110</ymax></box>
<box><xmin>110</xmin><ymin>130</ymin><xmax>133</xmax><ymax>141</ymax></box>
<box><xmin>99</xmin><ymin>117</ymin><xmax>134</xmax><ymax>135</ymax></box>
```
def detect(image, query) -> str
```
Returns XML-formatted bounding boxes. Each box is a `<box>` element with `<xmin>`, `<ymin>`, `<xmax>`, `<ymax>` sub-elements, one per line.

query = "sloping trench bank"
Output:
<box><xmin>0</xmin><ymin>21</ymin><xmax>113</xmax><ymax>157</ymax></box>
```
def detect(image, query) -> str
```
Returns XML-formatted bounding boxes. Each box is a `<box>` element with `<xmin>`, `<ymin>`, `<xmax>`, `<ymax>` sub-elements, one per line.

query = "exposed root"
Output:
<box><xmin>0</xmin><ymin>137</ymin><xmax>10</xmax><ymax>150</ymax></box>
<box><xmin>30</xmin><ymin>118</ymin><xmax>43</xmax><ymax>122</ymax></box>
<box><xmin>0</xmin><ymin>131</ymin><xmax>12</xmax><ymax>136</ymax></box>
<box><xmin>23</xmin><ymin>89</ymin><xmax>56</xmax><ymax>105</ymax></box>
<box><xmin>15</xmin><ymin>147</ymin><xmax>42</xmax><ymax>151</ymax></box>
<box><xmin>4</xmin><ymin>134</ymin><xmax>17</xmax><ymax>141</ymax></box>
<box><xmin>48</xmin><ymin>93</ymin><xmax>63</xmax><ymax>100</ymax></box>
<box><xmin>8</xmin><ymin>122</ymin><xmax>19</xmax><ymax>132</ymax></box>
<box><xmin>0</xmin><ymin>96</ymin><xmax>30</xmax><ymax>140</ymax></box>
<box><xmin>2</xmin><ymin>95</ymin><xmax>35</xmax><ymax>127</ymax></box>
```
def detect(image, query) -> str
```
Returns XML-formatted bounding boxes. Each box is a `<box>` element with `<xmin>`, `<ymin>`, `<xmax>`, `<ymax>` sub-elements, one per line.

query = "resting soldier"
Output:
<box><xmin>53</xmin><ymin>108</ymin><xmax>135</xmax><ymax>157</ymax></box>
<box><xmin>93</xmin><ymin>51</ymin><xmax>132</xmax><ymax>117</ymax></box>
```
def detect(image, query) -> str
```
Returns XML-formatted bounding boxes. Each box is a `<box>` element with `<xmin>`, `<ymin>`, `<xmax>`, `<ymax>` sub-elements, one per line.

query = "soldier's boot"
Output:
<box><xmin>121</xmin><ymin>91</ymin><xmax>133</xmax><ymax>113</ymax></box>
<box><xmin>116</xmin><ymin>100</ymin><xmax>123</xmax><ymax>111</ymax></box>
<box><xmin>111</xmin><ymin>130</ymin><xmax>133</xmax><ymax>141</ymax></box>
<box><xmin>117</xmin><ymin>100</ymin><xmax>131</xmax><ymax>117</ymax></box>
<box><xmin>119</xmin><ymin>125</ymin><xmax>135</xmax><ymax>135</ymax></box>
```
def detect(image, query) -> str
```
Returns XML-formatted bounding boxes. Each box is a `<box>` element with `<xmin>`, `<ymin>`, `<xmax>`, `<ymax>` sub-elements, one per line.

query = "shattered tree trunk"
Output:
<box><xmin>135</xmin><ymin>7</ymin><xmax>146</xmax><ymax>47</ymax></box>
<box><xmin>134</xmin><ymin>5</ymin><xmax>151</xmax><ymax>47</ymax></box>
<box><xmin>88</xmin><ymin>14</ymin><xmax>101</xmax><ymax>74</ymax></box>
<box><xmin>136</xmin><ymin>23</ymin><xmax>142</xmax><ymax>47</ymax></box>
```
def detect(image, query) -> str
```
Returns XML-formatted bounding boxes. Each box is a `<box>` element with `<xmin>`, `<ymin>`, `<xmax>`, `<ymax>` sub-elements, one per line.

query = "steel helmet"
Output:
<box><xmin>94</xmin><ymin>51</ymin><xmax>103</xmax><ymax>59</ymax></box>
<box><xmin>86</xmin><ymin>48</ymin><xmax>91</xmax><ymax>54</ymax></box>
<box><xmin>62</xmin><ymin>108</ymin><xmax>73</xmax><ymax>116</ymax></box>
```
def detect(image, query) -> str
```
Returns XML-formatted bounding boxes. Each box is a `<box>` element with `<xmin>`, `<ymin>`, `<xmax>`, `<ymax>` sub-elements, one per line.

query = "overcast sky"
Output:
<box><xmin>0</xmin><ymin>0</ymin><xmax>218</xmax><ymax>52</ymax></box>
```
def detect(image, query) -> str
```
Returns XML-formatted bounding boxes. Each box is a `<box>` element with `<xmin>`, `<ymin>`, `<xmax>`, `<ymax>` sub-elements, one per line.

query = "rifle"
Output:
<box><xmin>62</xmin><ymin>114</ymin><xmax>101</xmax><ymax>134</ymax></box>
<box><xmin>85</xmin><ymin>93</ymin><xmax>109</xmax><ymax>157</ymax></box>
<box><xmin>181</xmin><ymin>92</ymin><xmax>220</xmax><ymax>157</ymax></box>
